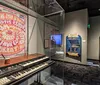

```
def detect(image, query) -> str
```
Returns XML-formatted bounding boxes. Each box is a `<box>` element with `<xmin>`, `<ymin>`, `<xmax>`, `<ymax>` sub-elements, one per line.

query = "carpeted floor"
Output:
<box><xmin>51</xmin><ymin>61</ymin><xmax>100</xmax><ymax>85</ymax></box>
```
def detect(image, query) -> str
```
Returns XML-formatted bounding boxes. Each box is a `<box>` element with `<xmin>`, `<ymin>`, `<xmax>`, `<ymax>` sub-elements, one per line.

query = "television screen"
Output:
<box><xmin>51</xmin><ymin>34</ymin><xmax>62</xmax><ymax>45</ymax></box>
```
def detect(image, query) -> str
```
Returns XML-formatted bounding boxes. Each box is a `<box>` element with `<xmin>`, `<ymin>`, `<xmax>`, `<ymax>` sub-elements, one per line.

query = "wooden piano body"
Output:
<box><xmin>0</xmin><ymin>53</ymin><xmax>54</xmax><ymax>85</ymax></box>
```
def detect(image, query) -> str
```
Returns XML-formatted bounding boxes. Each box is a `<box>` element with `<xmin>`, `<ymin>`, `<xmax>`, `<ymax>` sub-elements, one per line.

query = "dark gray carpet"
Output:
<box><xmin>51</xmin><ymin>61</ymin><xmax>100</xmax><ymax>85</ymax></box>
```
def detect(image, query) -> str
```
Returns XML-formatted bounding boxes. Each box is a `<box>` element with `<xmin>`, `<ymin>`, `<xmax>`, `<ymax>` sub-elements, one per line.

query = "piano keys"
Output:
<box><xmin>11</xmin><ymin>63</ymin><xmax>48</xmax><ymax>80</ymax></box>
<box><xmin>0</xmin><ymin>55</ymin><xmax>54</xmax><ymax>85</ymax></box>
<box><xmin>0</xmin><ymin>56</ymin><xmax>49</xmax><ymax>77</ymax></box>
<box><xmin>20</xmin><ymin>56</ymin><xmax>49</xmax><ymax>67</ymax></box>
<box><xmin>0</xmin><ymin>61</ymin><xmax>54</xmax><ymax>85</ymax></box>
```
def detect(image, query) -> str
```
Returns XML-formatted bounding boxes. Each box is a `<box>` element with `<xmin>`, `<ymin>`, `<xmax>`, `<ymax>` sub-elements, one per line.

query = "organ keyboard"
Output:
<box><xmin>0</xmin><ymin>54</ymin><xmax>54</xmax><ymax>85</ymax></box>
<box><xmin>20</xmin><ymin>56</ymin><xmax>49</xmax><ymax>67</ymax></box>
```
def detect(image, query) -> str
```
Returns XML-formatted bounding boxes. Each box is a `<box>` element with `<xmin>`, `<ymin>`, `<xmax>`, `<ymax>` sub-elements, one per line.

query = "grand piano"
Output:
<box><xmin>0</xmin><ymin>53</ymin><xmax>54</xmax><ymax>85</ymax></box>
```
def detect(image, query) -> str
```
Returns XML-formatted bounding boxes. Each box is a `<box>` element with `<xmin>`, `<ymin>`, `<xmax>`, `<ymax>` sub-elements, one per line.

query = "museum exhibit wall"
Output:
<box><xmin>28</xmin><ymin>16</ymin><xmax>45</xmax><ymax>54</ymax></box>
<box><xmin>60</xmin><ymin>9</ymin><xmax>88</xmax><ymax>64</ymax></box>
<box><xmin>88</xmin><ymin>16</ymin><xmax>100</xmax><ymax>60</ymax></box>
<box><xmin>28</xmin><ymin>16</ymin><xmax>38</xmax><ymax>54</ymax></box>
<box><xmin>37</xmin><ymin>19</ymin><xmax>45</xmax><ymax>54</ymax></box>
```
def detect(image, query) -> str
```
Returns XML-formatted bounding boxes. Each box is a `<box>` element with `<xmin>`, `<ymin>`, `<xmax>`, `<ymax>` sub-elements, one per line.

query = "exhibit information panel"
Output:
<box><xmin>66</xmin><ymin>34</ymin><xmax>81</xmax><ymax>61</ymax></box>
<box><xmin>0</xmin><ymin>4</ymin><xmax>27</xmax><ymax>58</ymax></box>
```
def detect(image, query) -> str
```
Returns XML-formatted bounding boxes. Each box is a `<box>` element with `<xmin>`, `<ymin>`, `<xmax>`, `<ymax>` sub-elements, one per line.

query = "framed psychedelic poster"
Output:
<box><xmin>66</xmin><ymin>34</ymin><xmax>82</xmax><ymax>61</ymax></box>
<box><xmin>0</xmin><ymin>4</ymin><xmax>27</xmax><ymax>58</ymax></box>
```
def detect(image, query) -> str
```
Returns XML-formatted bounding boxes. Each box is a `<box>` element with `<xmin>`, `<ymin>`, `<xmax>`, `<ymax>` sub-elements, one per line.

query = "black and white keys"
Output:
<box><xmin>21</xmin><ymin>56</ymin><xmax>49</xmax><ymax>67</ymax></box>
<box><xmin>0</xmin><ymin>62</ymin><xmax>49</xmax><ymax>85</ymax></box>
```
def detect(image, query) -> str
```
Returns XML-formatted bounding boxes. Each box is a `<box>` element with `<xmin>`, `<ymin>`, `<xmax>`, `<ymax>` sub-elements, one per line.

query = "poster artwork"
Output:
<box><xmin>0</xmin><ymin>5</ymin><xmax>27</xmax><ymax>57</ymax></box>
<box><xmin>66</xmin><ymin>34</ymin><xmax>81</xmax><ymax>61</ymax></box>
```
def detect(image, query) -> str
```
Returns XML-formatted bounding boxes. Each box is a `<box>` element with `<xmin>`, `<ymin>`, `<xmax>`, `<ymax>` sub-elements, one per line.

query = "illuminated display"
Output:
<box><xmin>0</xmin><ymin>5</ymin><xmax>27</xmax><ymax>57</ymax></box>
<box><xmin>51</xmin><ymin>34</ymin><xmax>62</xmax><ymax>45</ymax></box>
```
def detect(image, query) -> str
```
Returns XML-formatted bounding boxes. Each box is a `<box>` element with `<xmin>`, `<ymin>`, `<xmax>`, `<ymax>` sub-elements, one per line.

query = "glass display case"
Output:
<box><xmin>0</xmin><ymin>0</ymin><xmax>65</xmax><ymax>85</ymax></box>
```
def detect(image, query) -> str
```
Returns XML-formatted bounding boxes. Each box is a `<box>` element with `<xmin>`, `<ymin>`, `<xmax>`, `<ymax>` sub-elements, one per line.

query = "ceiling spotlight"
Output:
<box><xmin>98</xmin><ymin>9</ymin><xmax>100</xmax><ymax>11</ymax></box>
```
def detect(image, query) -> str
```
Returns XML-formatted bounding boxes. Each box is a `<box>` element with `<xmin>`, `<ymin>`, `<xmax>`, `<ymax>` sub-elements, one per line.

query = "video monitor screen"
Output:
<box><xmin>51</xmin><ymin>34</ymin><xmax>62</xmax><ymax>45</ymax></box>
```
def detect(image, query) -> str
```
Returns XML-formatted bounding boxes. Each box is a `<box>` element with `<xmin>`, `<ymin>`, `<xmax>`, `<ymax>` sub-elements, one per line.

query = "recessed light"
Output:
<box><xmin>98</xmin><ymin>9</ymin><xmax>100</xmax><ymax>11</ymax></box>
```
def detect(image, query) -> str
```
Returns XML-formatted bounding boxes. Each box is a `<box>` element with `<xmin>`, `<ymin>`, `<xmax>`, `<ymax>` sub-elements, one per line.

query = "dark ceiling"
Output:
<box><xmin>56</xmin><ymin>0</ymin><xmax>100</xmax><ymax>17</ymax></box>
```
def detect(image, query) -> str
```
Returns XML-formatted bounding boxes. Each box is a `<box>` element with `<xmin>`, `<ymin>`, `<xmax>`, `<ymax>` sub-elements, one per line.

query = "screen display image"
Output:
<box><xmin>51</xmin><ymin>34</ymin><xmax>62</xmax><ymax>46</ymax></box>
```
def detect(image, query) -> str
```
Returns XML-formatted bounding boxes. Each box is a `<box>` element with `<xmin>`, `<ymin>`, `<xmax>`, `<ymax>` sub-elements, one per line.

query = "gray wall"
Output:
<box><xmin>88</xmin><ymin>16</ymin><xmax>100</xmax><ymax>60</ymax></box>
<box><xmin>28</xmin><ymin>16</ymin><xmax>38</xmax><ymax>54</ymax></box>
<box><xmin>37</xmin><ymin>19</ymin><xmax>45</xmax><ymax>54</ymax></box>
<box><xmin>28</xmin><ymin>15</ymin><xmax>58</xmax><ymax>55</ymax></box>
<box><xmin>28</xmin><ymin>16</ymin><xmax>45</xmax><ymax>54</ymax></box>
<box><xmin>60</xmin><ymin>9</ymin><xmax>88</xmax><ymax>64</ymax></box>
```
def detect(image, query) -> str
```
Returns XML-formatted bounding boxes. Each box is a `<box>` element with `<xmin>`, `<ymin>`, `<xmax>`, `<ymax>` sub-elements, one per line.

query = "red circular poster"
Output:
<box><xmin>0</xmin><ymin>5</ymin><xmax>27</xmax><ymax>57</ymax></box>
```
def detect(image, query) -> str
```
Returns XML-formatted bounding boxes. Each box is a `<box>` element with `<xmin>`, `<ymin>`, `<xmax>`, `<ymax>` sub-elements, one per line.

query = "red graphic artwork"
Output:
<box><xmin>0</xmin><ymin>5</ymin><xmax>27</xmax><ymax>56</ymax></box>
